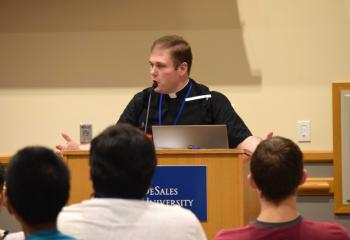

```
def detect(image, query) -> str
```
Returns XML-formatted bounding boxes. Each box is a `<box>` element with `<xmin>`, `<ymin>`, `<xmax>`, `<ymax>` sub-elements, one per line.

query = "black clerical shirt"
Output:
<box><xmin>118</xmin><ymin>79</ymin><xmax>252</xmax><ymax>148</ymax></box>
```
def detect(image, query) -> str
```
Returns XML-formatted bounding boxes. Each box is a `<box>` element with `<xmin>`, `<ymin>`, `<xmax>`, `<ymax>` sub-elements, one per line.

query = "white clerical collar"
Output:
<box><xmin>168</xmin><ymin>79</ymin><xmax>190</xmax><ymax>99</ymax></box>
<box><xmin>168</xmin><ymin>92</ymin><xmax>177</xmax><ymax>98</ymax></box>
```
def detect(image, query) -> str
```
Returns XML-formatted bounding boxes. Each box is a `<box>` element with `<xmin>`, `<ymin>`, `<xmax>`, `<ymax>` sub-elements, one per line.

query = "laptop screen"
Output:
<box><xmin>152</xmin><ymin>125</ymin><xmax>229</xmax><ymax>149</ymax></box>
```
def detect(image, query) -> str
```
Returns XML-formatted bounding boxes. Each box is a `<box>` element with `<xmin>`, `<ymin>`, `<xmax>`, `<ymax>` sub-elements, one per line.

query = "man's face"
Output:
<box><xmin>149</xmin><ymin>48</ymin><xmax>184</xmax><ymax>94</ymax></box>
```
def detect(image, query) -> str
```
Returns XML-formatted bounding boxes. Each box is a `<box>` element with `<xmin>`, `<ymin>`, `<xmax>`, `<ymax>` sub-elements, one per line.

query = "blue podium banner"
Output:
<box><xmin>144</xmin><ymin>166</ymin><xmax>207</xmax><ymax>221</ymax></box>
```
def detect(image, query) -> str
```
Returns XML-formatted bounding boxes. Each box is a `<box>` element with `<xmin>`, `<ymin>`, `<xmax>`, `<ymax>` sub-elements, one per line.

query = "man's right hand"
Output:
<box><xmin>56</xmin><ymin>133</ymin><xmax>80</xmax><ymax>151</ymax></box>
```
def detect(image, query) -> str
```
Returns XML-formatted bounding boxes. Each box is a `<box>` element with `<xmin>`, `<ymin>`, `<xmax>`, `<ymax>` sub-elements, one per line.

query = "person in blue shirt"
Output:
<box><xmin>5</xmin><ymin>147</ymin><xmax>75</xmax><ymax>240</ymax></box>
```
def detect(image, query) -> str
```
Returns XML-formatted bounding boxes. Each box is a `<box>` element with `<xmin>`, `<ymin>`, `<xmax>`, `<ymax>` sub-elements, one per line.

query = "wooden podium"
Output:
<box><xmin>62</xmin><ymin>149</ymin><xmax>259</xmax><ymax>239</ymax></box>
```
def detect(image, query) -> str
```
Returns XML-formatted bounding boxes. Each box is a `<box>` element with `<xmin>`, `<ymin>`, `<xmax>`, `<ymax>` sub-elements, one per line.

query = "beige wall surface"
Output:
<box><xmin>1</xmin><ymin>0</ymin><xmax>350</xmax><ymax>153</ymax></box>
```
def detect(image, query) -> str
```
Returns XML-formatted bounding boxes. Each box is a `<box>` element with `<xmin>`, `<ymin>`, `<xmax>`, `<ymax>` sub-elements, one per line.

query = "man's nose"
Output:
<box><xmin>150</xmin><ymin>66</ymin><xmax>157</xmax><ymax>77</ymax></box>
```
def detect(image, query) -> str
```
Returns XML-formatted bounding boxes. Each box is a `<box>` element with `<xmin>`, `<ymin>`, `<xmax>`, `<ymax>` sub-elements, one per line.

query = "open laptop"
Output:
<box><xmin>152</xmin><ymin>125</ymin><xmax>229</xmax><ymax>149</ymax></box>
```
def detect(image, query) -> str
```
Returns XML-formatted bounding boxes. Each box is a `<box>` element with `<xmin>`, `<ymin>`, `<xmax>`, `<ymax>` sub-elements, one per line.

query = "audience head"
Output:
<box><xmin>6</xmin><ymin>146</ymin><xmax>70</xmax><ymax>226</ymax></box>
<box><xmin>151</xmin><ymin>35</ymin><xmax>193</xmax><ymax>74</ymax></box>
<box><xmin>90</xmin><ymin>124</ymin><xmax>157</xmax><ymax>199</ymax></box>
<box><xmin>250</xmin><ymin>136</ymin><xmax>305</xmax><ymax>204</ymax></box>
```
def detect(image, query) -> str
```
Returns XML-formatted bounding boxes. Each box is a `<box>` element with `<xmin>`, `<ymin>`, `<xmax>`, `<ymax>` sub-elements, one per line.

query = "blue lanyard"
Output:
<box><xmin>158</xmin><ymin>81</ymin><xmax>193</xmax><ymax>126</ymax></box>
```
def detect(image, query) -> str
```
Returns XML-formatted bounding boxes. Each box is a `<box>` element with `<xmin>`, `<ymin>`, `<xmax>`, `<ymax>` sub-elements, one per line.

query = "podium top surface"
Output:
<box><xmin>61</xmin><ymin>148</ymin><xmax>248</xmax><ymax>156</ymax></box>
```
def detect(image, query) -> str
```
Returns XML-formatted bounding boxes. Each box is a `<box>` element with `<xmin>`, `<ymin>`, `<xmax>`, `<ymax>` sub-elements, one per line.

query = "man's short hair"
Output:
<box><xmin>250</xmin><ymin>136</ymin><xmax>304</xmax><ymax>204</ymax></box>
<box><xmin>0</xmin><ymin>163</ymin><xmax>4</xmax><ymax>190</ymax></box>
<box><xmin>90</xmin><ymin>124</ymin><xmax>157</xmax><ymax>199</ymax></box>
<box><xmin>6</xmin><ymin>146</ymin><xmax>70</xmax><ymax>225</ymax></box>
<box><xmin>151</xmin><ymin>35</ymin><xmax>193</xmax><ymax>74</ymax></box>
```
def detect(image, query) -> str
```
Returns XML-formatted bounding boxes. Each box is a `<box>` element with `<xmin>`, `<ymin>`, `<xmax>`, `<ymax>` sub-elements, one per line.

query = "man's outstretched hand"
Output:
<box><xmin>56</xmin><ymin>133</ymin><xmax>80</xmax><ymax>151</ymax></box>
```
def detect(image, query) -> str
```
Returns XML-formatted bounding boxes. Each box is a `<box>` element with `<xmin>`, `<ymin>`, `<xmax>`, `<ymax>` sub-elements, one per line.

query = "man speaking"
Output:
<box><xmin>57</xmin><ymin>35</ymin><xmax>264</xmax><ymax>152</ymax></box>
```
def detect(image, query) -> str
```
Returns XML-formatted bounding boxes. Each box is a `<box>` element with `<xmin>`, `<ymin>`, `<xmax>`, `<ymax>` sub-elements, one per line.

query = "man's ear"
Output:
<box><xmin>248</xmin><ymin>173</ymin><xmax>258</xmax><ymax>190</ymax></box>
<box><xmin>300</xmin><ymin>169</ymin><xmax>308</xmax><ymax>185</ymax></box>
<box><xmin>177</xmin><ymin>62</ymin><xmax>188</xmax><ymax>76</ymax></box>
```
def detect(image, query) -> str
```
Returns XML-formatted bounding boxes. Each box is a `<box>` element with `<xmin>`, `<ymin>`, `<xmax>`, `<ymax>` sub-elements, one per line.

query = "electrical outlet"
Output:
<box><xmin>297</xmin><ymin>120</ymin><xmax>311</xmax><ymax>142</ymax></box>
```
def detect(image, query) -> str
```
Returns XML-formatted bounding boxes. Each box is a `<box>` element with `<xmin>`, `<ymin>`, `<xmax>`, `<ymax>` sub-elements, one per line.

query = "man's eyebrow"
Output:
<box><xmin>149</xmin><ymin>61</ymin><xmax>165</xmax><ymax>66</ymax></box>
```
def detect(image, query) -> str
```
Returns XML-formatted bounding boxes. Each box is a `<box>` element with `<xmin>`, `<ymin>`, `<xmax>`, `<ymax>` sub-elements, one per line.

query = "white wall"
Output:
<box><xmin>236</xmin><ymin>0</ymin><xmax>350</xmax><ymax>150</ymax></box>
<box><xmin>1</xmin><ymin>0</ymin><xmax>350</xmax><ymax>153</ymax></box>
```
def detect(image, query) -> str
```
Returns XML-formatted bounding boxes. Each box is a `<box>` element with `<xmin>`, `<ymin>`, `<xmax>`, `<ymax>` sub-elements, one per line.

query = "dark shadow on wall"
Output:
<box><xmin>297</xmin><ymin>196</ymin><xmax>350</xmax><ymax>231</ymax></box>
<box><xmin>0</xmin><ymin>0</ymin><xmax>261</xmax><ymax>88</ymax></box>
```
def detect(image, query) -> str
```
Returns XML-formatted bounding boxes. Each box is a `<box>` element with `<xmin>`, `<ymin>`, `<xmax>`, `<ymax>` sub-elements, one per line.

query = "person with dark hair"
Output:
<box><xmin>56</xmin><ymin>35</ymin><xmax>266</xmax><ymax>153</ymax></box>
<box><xmin>214</xmin><ymin>136</ymin><xmax>350</xmax><ymax>240</ymax></box>
<box><xmin>5</xmin><ymin>147</ymin><xmax>75</xmax><ymax>240</ymax></box>
<box><xmin>57</xmin><ymin>124</ymin><xmax>206</xmax><ymax>240</ymax></box>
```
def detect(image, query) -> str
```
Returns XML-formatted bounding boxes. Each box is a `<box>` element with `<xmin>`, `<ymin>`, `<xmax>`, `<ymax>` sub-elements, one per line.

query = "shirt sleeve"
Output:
<box><xmin>324</xmin><ymin>222</ymin><xmax>350</xmax><ymax>240</ymax></box>
<box><xmin>117</xmin><ymin>91</ymin><xmax>145</xmax><ymax>128</ymax></box>
<box><xmin>2</xmin><ymin>231</ymin><xmax>25</xmax><ymax>240</ymax></box>
<box><xmin>195</xmin><ymin>221</ymin><xmax>207</xmax><ymax>240</ymax></box>
<box><xmin>210</xmin><ymin>91</ymin><xmax>252</xmax><ymax>148</ymax></box>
